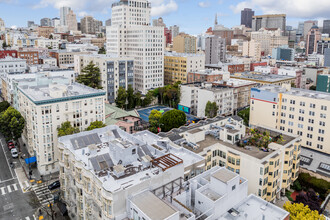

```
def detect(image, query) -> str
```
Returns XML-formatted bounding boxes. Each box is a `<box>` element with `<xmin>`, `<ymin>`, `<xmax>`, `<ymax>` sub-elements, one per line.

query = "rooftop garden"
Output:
<box><xmin>237</xmin><ymin>128</ymin><xmax>285</xmax><ymax>149</ymax></box>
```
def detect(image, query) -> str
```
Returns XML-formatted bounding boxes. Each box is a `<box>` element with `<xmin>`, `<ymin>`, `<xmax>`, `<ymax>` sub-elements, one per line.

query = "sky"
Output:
<box><xmin>1</xmin><ymin>0</ymin><xmax>330</xmax><ymax>35</ymax></box>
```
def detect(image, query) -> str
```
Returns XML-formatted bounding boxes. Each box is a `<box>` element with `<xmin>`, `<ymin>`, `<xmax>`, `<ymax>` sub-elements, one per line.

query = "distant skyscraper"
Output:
<box><xmin>27</xmin><ymin>21</ymin><xmax>35</xmax><ymax>28</ymax></box>
<box><xmin>241</xmin><ymin>8</ymin><xmax>254</xmax><ymax>28</ymax></box>
<box><xmin>252</xmin><ymin>14</ymin><xmax>286</xmax><ymax>34</ymax></box>
<box><xmin>66</xmin><ymin>10</ymin><xmax>77</xmax><ymax>31</ymax></box>
<box><xmin>60</xmin><ymin>6</ymin><xmax>71</xmax><ymax>26</ymax></box>
<box><xmin>81</xmin><ymin>16</ymin><xmax>94</xmax><ymax>34</ymax></box>
<box><xmin>170</xmin><ymin>25</ymin><xmax>179</xmax><ymax>39</ymax></box>
<box><xmin>153</xmin><ymin>17</ymin><xmax>166</xmax><ymax>27</ymax></box>
<box><xmin>51</xmin><ymin>17</ymin><xmax>60</xmax><ymax>27</ymax></box>
<box><xmin>323</xmin><ymin>20</ymin><xmax>330</xmax><ymax>35</ymax></box>
<box><xmin>40</xmin><ymin>18</ymin><xmax>51</xmax><ymax>26</ymax></box>
<box><xmin>303</xmin><ymin>20</ymin><xmax>318</xmax><ymax>40</ymax></box>
<box><xmin>317</xmin><ymin>40</ymin><xmax>330</xmax><ymax>54</ymax></box>
<box><xmin>105</xmin><ymin>19</ymin><xmax>111</xmax><ymax>26</ymax></box>
<box><xmin>0</xmin><ymin>18</ymin><xmax>5</xmax><ymax>31</ymax></box>
<box><xmin>306</xmin><ymin>25</ymin><xmax>321</xmax><ymax>55</ymax></box>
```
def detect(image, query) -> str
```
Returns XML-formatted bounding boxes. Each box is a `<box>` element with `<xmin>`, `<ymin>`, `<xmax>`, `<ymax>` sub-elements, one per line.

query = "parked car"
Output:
<box><xmin>48</xmin><ymin>181</ymin><xmax>60</xmax><ymax>190</ymax></box>
<box><xmin>7</xmin><ymin>141</ymin><xmax>15</xmax><ymax>150</ymax></box>
<box><xmin>11</xmin><ymin>148</ymin><xmax>18</xmax><ymax>158</ymax></box>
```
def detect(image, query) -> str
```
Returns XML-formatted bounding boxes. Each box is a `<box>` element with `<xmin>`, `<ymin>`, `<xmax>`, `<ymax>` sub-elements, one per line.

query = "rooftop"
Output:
<box><xmin>18</xmin><ymin>82</ymin><xmax>105</xmax><ymax>104</ymax></box>
<box><xmin>165</xmin><ymin>51</ymin><xmax>205</xmax><ymax>58</ymax></box>
<box><xmin>212</xmin><ymin>168</ymin><xmax>237</xmax><ymax>183</ymax></box>
<box><xmin>130</xmin><ymin>191</ymin><xmax>178</xmax><ymax>219</ymax></box>
<box><xmin>221</xmin><ymin>194</ymin><xmax>289</xmax><ymax>220</ymax></box>
<box><xmin>59</xmin><ymin>126</ymin><xmax>184</xmax><ymax>193</ymax></box>
<box><xmin>213</xmin><ymin>78</ymin><xmax>257</xmax><ymax>87</ymax></box>
<box><xmin>300</xmin><ymin>147</ymin><xmax>330</xmax><ymax>178</ymax></box>
<box><xmin>253</xmin><ymin>85</ymin><xmax>330</xmax><ymax>101</ymax></box>
<box><xmin>190</xmin><ymin>69</ymin><xmax>229</xmax><ymax>75</ymax></box>
<box><xmin>231</xmin><ymin>72</ymin><xmax>295</xmax><ymax>83</ymax></box>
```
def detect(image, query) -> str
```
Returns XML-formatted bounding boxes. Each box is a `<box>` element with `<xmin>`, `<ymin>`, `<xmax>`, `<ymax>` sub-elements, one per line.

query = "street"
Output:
<box><xmin>0</xmin><ymin>135</ymin><xmax>37</xmax><ymax>220</ymax></box>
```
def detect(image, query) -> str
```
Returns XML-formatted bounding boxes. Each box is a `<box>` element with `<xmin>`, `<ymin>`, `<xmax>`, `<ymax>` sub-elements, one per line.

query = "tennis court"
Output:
<box><xmin>137</xmin><ymin>105</ymin><xmax>200</xmax><ymax>123</ymax></box>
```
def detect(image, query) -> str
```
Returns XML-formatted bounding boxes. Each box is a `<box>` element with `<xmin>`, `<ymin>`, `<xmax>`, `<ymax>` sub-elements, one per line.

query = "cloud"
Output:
<box><xmin>150</xmin><ymin>0</ymin><xmax>178</xmax><ymax>17</ymax></box>
<box><xmin>198</xmin><ymin>1</ymin><xmax>210</xmax><ymax>8</ymax></box>
<box><xmin>230</xmin><ymin>0</ymin><xmax>330</xmax><ymax>18</ymax></box>
<box><xmin>33</xmin><ymin>0</ymin><xmax>115</xmax><ymax>15</ymax></box>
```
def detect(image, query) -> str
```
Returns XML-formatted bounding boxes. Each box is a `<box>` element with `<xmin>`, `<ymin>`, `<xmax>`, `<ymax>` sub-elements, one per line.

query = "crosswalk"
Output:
<box><xmin>32</xmin><ymin>183</ymin><xmax>54</xmax><ymax>206</ymax></box>
<box><xmin>18</xmin><ymin>180</ymin><xmax>31</xmax><ymax>193</ymax></box>
<box><xmin>0</xmin><ymin>183</ymin><xmax>20</xmax><ymax>195</ymax></box>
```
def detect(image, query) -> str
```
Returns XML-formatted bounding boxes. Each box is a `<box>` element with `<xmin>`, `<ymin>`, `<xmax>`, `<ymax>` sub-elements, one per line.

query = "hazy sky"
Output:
<box><xmin>0</xmin><ymin>0</ymin><xmax>329</xmax><ymax>34</ymax></box>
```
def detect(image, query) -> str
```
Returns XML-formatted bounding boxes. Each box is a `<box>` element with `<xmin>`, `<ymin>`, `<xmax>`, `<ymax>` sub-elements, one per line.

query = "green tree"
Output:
<box><xmin>142</xmin><ymin>90</ymin><xmax>154</xmax><ymax>107</ymax></box>
<box><xmin>205</xmin><ymin>101</ymin><xmax>218</xmax><ymax>118</ymax></box>
<box><xmin>160</xmin><ymin>109</ymin><xmax>186</xmax><ymax>132</ymax></box>
<box><xmin>127</xmin><ymin>85</ymin><xmax>135</xmax><ymax>109</ymax></box>
<box><xmin>2</xmin><ymin>41</ymin><xmax>7</xmax><ymax>48</ymax></box>
<box><xmin>149</xmin><ymin>110</ymin><xmax>162</xmax><ymax>133</ymax></box>
<box><xmin>283</xmin><ymin>202</ymin><xmax>325</xmax><ymax>220</ymax></box>
<box><xmin>237</xmin><ymin>107</ymin><xmax>250</xmax><ymax>126</ymax></box>
<box><xmin>86</xmin><ymin>121</ymin><xmax>106</xmax><ymax>131</ymax></box>
<box><xmin>57</xmin><ymin>121</ymin><xmax>79</xmax><ymax>137</ymax></box>
<box><xmin>0</xmin><ymin>107</ymin><xmax>25</xmax><ymax>142</ymax></box>
<box><xmin>0</xmin><ymin>101</ymin><xmax>10</xmax><ymax>113</ymax></box>
<box><xmin>134</xmin><ymin>91</ymin><xmax>142</xmax><ymax>108</ymax></box>
<box><xmin>76</xmin><ymin>62</ymin><xmax>102</xmax><ymax>89</ymax></box>
<box><xmin>98</xmin><ymin>47</ymin><xmax>106</xmax><ymax>54</ymax></box>
<box><xmin>115</xmin><ymin>86</ymin><xmax>127</xmax><ymax>109</ymax></box>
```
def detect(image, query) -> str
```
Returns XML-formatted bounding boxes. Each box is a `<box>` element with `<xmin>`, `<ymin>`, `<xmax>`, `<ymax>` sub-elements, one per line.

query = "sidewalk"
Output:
<box><xmin>17</xmin><ymin>138</ymin><xmax>59</xmax><ymax>183</ymax></box>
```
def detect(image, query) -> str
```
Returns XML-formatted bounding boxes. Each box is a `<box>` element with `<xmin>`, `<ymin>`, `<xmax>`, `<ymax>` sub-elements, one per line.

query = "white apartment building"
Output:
<box><xmin>1</xmin><ymin>70</ymin><xmax>75</xmax><ymax>104</ymax></box>
<box><xmin>0</xmin><ymin>18</ymin><xmax>5</xmax><ymax>31</ymax></box>
<box><xmin>106</xmin><ymin>0</ymin><xmax>164</xmax><ymax>94</ymax></box>
<box><xmin>0</xmin><ymin>56</ymin><xmax>27</xmax><ymax>75</ymax></box>
<box><xmin>36</xmin><ymin>37</ymin><xmax>60</xmax><ymax>50</ymax></box>
<box><xmin>250</xmin><ymin>28</ymin><xmax>288</xmax><ymax>56</ymax></box>
<box><xmin>40</xmin><ymin>57</ymin><xmax>57</xmax><ymax>67</ymax></box>
<box><xmin>17</xmin><ymin>79</ymin><xmax>106</xmax><ymax>174</ymax></box>
<box><xmin>65</xmin><ymin>43</ymin><xmax>99</xmax><ymax>53</ymax></box>
<box><xmin>74</xmin><ymin>54</ymin><xmax>134</xmax><ymax>103</ymax></box>
<box><xmin>58</xmin><ymin>125</ymin><xmax>185</xmax><ymax>219</ymax></box>
<box><xmin>250</xmin><ymin>84</ymin><xmax>330</xmax><ymax>155</ymax></box>
<box><xmin>159</xmin><ymin>116</ymin><xmax>302</xmax><ymax>202</ymax></box>
<box><xmin>179</xmin><ymin>83</ymin><xmax>234</xmax><ymax>117</ymax></box>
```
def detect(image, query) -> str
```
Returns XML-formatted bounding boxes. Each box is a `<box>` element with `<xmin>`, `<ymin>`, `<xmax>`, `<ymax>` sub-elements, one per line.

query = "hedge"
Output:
<box><xmin>298</xmin><ymin>173</ymin><xmax>330</xmax><ymax>199</ymax></box>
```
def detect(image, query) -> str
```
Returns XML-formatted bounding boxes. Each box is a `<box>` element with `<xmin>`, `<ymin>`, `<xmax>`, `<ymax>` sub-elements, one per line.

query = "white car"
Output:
<box><xmin>11</xmin><ymin>148</ymin><xmax>18</xmax><ymax>158</ymax></box>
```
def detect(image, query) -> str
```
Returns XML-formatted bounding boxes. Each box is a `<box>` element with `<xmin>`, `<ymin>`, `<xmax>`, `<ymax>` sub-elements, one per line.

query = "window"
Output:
<box><xmin>318</xmin><ymin>137</ymin><xmax>324</xmax><ymax>142</ymax></box>
<box><xmin>306</xmin><ymin>141</ymin><xmax>312</xmax><ymax>146</ymax></box>
<box><xmin>320</xmin><ymin>113</ymin><xmax>326</xmax><ymax>118</ymax></box>
<box><xmin>319</xmin><ymin>121</ymin><xmax>325</xmax><ymax>126</ymax></box>
<box><xmin>300</xmin><ymin>101</ymin><xmax>305</xmax><ymax>106</ymax></box>
<box><xmin>299</xmin><ymin>109</ymin><xmax>305</xmax><ymax>114</ymax></box>
<box><xmin>290</xmin><ymin>100</ymin><xmax>295</xmax><ymax>104</ymax></box>
<box><xmin>298</xmin><ymin>124</ymin><xmax>303</xmax><ymax>128</ymax></box>
<box><xmin>321</xmin><ymin>105</ymin><xmax>327</xmax><ymax>110</ymax></box>
<box><xmin>298</xmin><ymin>116</ymin><xmax>304</xmax><ymax>121</ymax></box>
<box><xmin>308</xmin><ymin>119</ymin><xmax>314</xmax><ymax>124</ymax></box>
<box><xmin>309</xmin><ymin>111</ymin><xmax>315</xmax><ymax>116</ymax></box>
<box><xmin>232</xmin><ymin>185</ymin><xmax>236</xmax><ymax>191</ymax></box>
<box><xmin>307</xmin><ymin>134</ymin><xmax>313</xmax><ymax>138</ymax></box>
<box><xmin>260</xmin><ymin>167</ymin><xmax>263</xmax><ymax>175</ymax></box>
<box><xmin>319</xmin><ymin>129</ymin><xmax>325</xmax><ymax>134</ymax></box>
<box><xmin>307</xmin><ymin>126</ymin><xmax>313</xmax><ymax>131</ymax></box>
<box><xmin>310</xmin><ymin>103</ymin><xmax>316</xmax><ymax>108</ymax></box>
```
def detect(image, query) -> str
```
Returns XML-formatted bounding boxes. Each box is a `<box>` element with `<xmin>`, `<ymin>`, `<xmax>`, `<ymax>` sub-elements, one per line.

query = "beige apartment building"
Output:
<box><xmin>250</xmin><ymin>85</ymin><xmax>330</xmax><ymax>155</ymax></box>
<box><xmin>37</xmin><ymin>26</ymin><xmax>55</xmax><ymax>38</ymax></box>
<box><xmin>172</xmin><ymin>33</ymin><xmax>197</xmax><ymax>54</ymax></box>
<box><xmin>17</xmin><ymin>78</ymin><xmax>106</xmax><ymax>174</ymax></box>
<box><xmin>164</xmin><ymin>52</ymin><xmax>205</xmax><ymax>84</ymax></box>
<box><xmin>49</xmin><ymin>50</ymin><xmax>92</xmax><ymax>68</ymax></box>
<box><xmin>250</xmin><ymin>28</ymin><xmax>288</xmax><ymax>56</ymax></box>
<box><xmin>159</xmin><ymin>116</ymin><xmax>302</xmax><ymax>202</ymax></box>
<box><xmin>242</xmin><ymin>39</ymin><xmax>261</xmax><ymax>61</ymax></box>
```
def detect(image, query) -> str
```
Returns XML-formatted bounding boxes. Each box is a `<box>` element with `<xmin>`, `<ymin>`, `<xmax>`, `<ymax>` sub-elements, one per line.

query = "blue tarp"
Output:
<box><xmin>25</xmin><ymin>156</ymin><xmax>37</xmax><ymax>164</ymax></box>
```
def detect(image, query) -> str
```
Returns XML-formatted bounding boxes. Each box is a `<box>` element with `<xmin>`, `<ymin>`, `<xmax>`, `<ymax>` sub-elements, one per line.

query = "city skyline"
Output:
<box><xmin>0</xmin><ymin>0</ymin><xmax>330</xmax><ymax>35</ymax></box>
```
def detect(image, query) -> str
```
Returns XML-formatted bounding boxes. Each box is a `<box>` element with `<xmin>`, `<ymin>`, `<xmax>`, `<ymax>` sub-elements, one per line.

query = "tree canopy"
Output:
<box><xmin>0</xmin><ymin>101</ymin><xmax>10</xmax><ymax>113</ymax></box>
<box><xmin>237</xmin><ymin>107</ymin><xmax>250</xmax><ymax>126</ymax></box>
<box><xmin>283</xmin><ymin>201</ymin><xmax>325</xmax><ymax>220</ymax></box>
<box><xmin>86</xmin><ymin>121</ymin><xmax>106</xmax><ymax>131</ymax></box>
<box><xmin>153</xmin><ymin>82</ymin><xmax>181</xmax><ymax>108</ymax></box>
<box><xmin>98</xmin><ymin>47</ymin><xmax>106</xmax><ymax>54</ymax></box>
<box><xmin>205</xmin><ymin>101</ymin><xmax>218</xmax><ymax>118</ymax></box>
<box><xmin>0</xmin><ymin>107</ymin><xmax>25</xmax><ymax>142</ymax></box>
<box><xmin>148</xmin><ymin>110</ymin><xmax>162</xmax><ymax>133</ymax></box>
<box><xmin>57</xmin><ymin>121</ymin><xmax>80</xmax><ymax>137</ymax></box>
<box><xmin>115</xmin><ymin>86</ymin><xmax>127</xmax><ymax>109</ymax></box>
<box><xmin>160</xmin><ymin>109</ymin><xmax>186</xmax><ymax>132</ymax></box>
<box><xmin>76</xmin><ymin>62</ymin><xmax>102</xmax><ymax>89</ymax></box>
<box><xmin>127</xmin><ymin>85</ymin><xmax>135</xmax><ymax>109</ymax></box>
